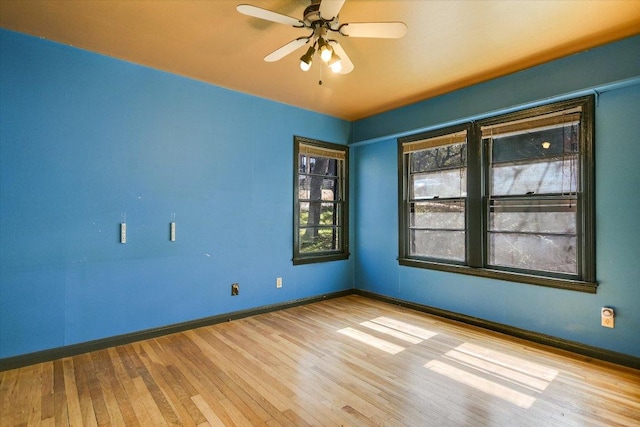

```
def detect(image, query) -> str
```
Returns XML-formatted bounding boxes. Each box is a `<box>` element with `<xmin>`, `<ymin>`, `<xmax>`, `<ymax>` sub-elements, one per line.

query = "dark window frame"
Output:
<box><xmin>293</xmin><ymin>136</ymin><xmax>349</xmax><ymax>265</ymax></box>
<box><xmin>398</xmin><ymin>123</ymin><xmax>472</xmax><ymax>265</ymax></box>
<box><xmin>398</xmin><ymin>96</ymin><xmax>597</xmax><ymax>293</ymax></box>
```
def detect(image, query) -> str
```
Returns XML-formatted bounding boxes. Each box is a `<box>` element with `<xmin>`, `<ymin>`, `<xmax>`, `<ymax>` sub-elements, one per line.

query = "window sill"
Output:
<box><xmin>398</xmin><ymin>258</ymin><xmax>598</xmax><ymax>293</ymax></box>
<box><xmin>293</xmin><ymin>252</ymin><xmax>350</xmax><ymax>266</ymax></box>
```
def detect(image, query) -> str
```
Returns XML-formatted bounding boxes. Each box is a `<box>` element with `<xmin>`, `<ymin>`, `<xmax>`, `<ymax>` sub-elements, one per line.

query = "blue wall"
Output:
<box><xmin>0</xmin><ymin>29</ymin><xmax>353</xmax><ymax>359</ymax></box>
<box><xmin>2</xmin><ymin>28</ymin><xmax>639</xmax><ymax>361</ymax></box>
<box><xmin>352</xmin><ymin>36</ymin><xmax>640</xmax><ymax>358</ymax></box>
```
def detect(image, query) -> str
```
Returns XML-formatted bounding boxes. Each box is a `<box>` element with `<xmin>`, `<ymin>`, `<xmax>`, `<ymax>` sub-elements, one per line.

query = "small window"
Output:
<box><xmin>294</xmin><ymin>136</ymin><xmax>349</xmax><ymax>265</ymax></box>
<box><xmin>398</xmin><ymin>96</ymin><xmax>596</xmax><ymax>292</ymax></box>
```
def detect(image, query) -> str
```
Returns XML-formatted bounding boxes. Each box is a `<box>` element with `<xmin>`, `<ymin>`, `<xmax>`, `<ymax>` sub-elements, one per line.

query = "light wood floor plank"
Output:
<box><xmin>131</xmin><ymin>376</ymin><xmax>168</xmax><ymax>427</ymax></box>
<box><xmin>25</xmin><ymin>364</ymin><xmax>43</xmax><ymax>425</ymax></box>
<box><xmin>190</xmin><ymin>394</ymin><xmax>225</xmax><ymax>427</ymax></box>
<box><xmin>1</xmin><ymin>295</ymin><xmax>639</xmax><ymax>426</ymax></box>
<box><xmin>40</xmin><ymin>362</ymin><xmax>54</xmax><ymax>423</ymax></box>
<box><xmin>51</xmin><ymin>359</ymin><xmax>68</xmax><ymax>427</ymax></box>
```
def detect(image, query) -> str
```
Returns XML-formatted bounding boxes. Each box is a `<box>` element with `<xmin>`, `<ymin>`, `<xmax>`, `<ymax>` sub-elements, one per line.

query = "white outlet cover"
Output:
<box><xmin>601</xmin><ymin>307</ymin><xmax>614</xmax><ymax>328</ymax></box>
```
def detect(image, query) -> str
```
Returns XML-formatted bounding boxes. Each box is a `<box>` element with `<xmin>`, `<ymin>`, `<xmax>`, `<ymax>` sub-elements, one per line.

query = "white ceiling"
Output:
<box><xmin>1</xmin><ymin>0</ymin><xmax>639</xmax><ymax>120</ymax></box>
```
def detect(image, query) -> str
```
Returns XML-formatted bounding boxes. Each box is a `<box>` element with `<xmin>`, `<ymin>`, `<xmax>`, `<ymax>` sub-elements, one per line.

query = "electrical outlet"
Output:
<box><xmin>601</xmin><ymin>307</ymin><xmax>614</xmax><ymax>328</ymax></box>
<box><xmin>276</xmin><ymin>277</ymin><xmax>282</xmax><ymax>288</ymax></box>
<box><xmin>120</xmin><ymin>223</ymin><xmax>127</xmax><ymax>244</ymax></box>
<box><xmin>231</xmin><ymin>283</ymin><xmax>239</xmax><ymax>296</ymax></box>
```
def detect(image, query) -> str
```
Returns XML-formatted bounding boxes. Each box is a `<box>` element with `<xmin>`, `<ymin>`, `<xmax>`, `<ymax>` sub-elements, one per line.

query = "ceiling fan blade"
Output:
<box><xmin>264</xmin><ymin>37</ymin><xmax>310</xmax><ymax>62</ymax></box>
<box><xmin>328</xmin><ymin>41</ymin><xmax>354</xmax><ymax>74</ymax></box>
<box><xmin>237</xmin><ymin>4</ymin><xmax>304</xmax><ymax>27</ymax></box>
<box><xmin>339</xmin><ymin>22</ymin><xmax>407</xmax><ymax>38</ymax></box>
<box><xmin>319</xmin><ymin>0</ymin><xmax>346</xmax><ymax>21</ymax></box>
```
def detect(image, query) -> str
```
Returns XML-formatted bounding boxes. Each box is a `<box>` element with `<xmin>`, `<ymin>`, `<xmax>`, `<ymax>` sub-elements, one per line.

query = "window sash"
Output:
<box><xmin>484</xmin><ymin>104</ymin><xmax>584</xmax><ymax>279</ymax></box>
<box><xmin>401</xmin><ymin>126</ymin><xmax>469</xmax><ymax>264</ymax></box>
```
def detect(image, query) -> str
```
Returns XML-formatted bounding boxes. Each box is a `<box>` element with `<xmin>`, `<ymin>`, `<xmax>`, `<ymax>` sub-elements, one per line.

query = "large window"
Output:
<box><xmin>398</xmin><ymin>96</ymin><xmax>596</xmax><ymax>292</ymax></box>
<box><xmin>294</xmin><ymin>136</ymin><xmax>349</xmax><ymax>265</ymax></box>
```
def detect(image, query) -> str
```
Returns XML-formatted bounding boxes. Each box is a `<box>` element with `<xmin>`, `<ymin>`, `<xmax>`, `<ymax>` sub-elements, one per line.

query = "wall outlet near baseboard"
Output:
<box><xmin>276</xmin><ymin>277</ymin><xmax>282</xmax><ymax>288</ymax></box>
<box><xmin>231</xmin><ymin>283</ymin><xmax>239</xmax><ymax>296</ymax></box>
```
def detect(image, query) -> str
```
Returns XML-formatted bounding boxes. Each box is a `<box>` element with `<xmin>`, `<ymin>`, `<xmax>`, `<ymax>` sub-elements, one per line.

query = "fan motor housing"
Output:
<box><xmin>303</xmin><ymin>0</ymin><xmax>337</xmax><ymax>27</ymax></box>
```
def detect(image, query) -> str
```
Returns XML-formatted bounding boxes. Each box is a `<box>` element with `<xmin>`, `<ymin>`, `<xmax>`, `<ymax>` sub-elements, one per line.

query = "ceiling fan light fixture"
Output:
<box><xmin>238</xmin><ymin>0</ymin><xmax>407</xmax><ymax>77</ymax></box>
<box><xmin>300</xmin><ymin>60</ymin><xmax>312</xmax><ymax>72</ymax></box>
<box><xmin>299</xmin><ymin>45</ymin><xmax>315</xmax><ymax>71</ymax></box>
<box><xmin>317</xmin><ymin>37</ymin><xmax>333</xmax><ymax>62</ymax></box>
<box><xmin>328</xmin><ymin>54</ymin><xmax>342</xmax><ymax>73</ymax></box>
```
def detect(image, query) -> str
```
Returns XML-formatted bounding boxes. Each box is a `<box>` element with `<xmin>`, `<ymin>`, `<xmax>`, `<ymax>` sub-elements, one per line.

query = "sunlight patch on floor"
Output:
<box><xmin>425</xmin><ymin>359</ymin><xmax>537</xmax><ymax>408</ymax></box>
<box><xmin>338</xmin><ymin>327</ymin><xmax>405</xmax><ymax>354</ymax></box>
<box><xmin>360</xmin><ymin>321</ymin><xmax>423</xmax><ymax>344</ymax></box>
<box><xmin>445</xmin><ymin>349</ymin><xmax>550</xmax><ymax>392</ymax></box>
<box><xmin>452</xmin><ymin>342</ymin><xmax>558</xmax><ymax>385</ymax></box>
<box><xmin>424</xmin><ymin>342</ymin><xmax>559</xmax><ymax>408</ymax></box>
<box><xmin>369</xmin><ymin>317</ymin><xmax>439</xmax><ymax>340</ymax></box>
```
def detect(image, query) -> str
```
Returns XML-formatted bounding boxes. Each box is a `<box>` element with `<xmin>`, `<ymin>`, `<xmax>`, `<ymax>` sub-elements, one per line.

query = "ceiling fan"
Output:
<box><xmin>237</xmin><ymin>0</ymin><xmax>407</xmax><ymax>75</ymax></box>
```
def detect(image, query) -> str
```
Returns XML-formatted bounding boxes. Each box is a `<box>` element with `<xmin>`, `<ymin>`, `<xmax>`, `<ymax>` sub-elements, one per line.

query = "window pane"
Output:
<box><xmin>299</xmin><ymin>227</ymin><xmax>340</xmax><ymax>253</ymax></box>
<box><xmin>411</xmin><ymin>169</ymin><xmax>467</xmax><ymax>199</ymax></box>
<box><xmin>322</xmin><ymin>179</ymin><xmax>338</xmax><ymax>201</ymax></box>
<box><xmin>488</xmin><ymin>123</ymin><xmax>580</xmax><ymax>196</ymax></box>
<box><xmin>299</xmin><ymin>177</ymin><xmax>337</xmax><ymax>201</ymax></box>
<box><xmin>300</xmin><ymin>202</ymin><xmax>338</xmax><ymax>226</ymax></box>
<box><xmin>491</xmin><ymin>156</ymin><xmax>578</xmax><ymax>196</ymax></box>
<box><xmin>490</xmin><ymin>124</ymin><xmax>579</xmax><ymax>163</ymax></box>
<box><xmin>410</xmin><ymin>142</ymin><xmax>466</xmax><ymax>173</ymax></box>
<box><xmin>489</xmin><ymin>199</ymin><xmax>576</xmax><ymax>234</ymax></box>
<box><xmin>409</xmin><ymin>230</ymin><xmax>465</xmax><ymax>261</ymax></box>
<box><xmin>410</xmin><ymin>201</ymin><xmax>465</xmax><ymax>229</ymax></box>
<box><xmin>299</xmin><ymin>154</ymin><xmax>337</xmax><ymax>177</ymax></box>
<box><xmin>488</xmin><ymin>232</ymin><xmax>576</xmax><ymax>274</ymax></box>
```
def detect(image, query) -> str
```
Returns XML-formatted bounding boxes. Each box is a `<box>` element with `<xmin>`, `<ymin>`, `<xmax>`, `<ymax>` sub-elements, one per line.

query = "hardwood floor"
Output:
<box><xmin>1</xmin><ymin>295</ymin><xmax>639</xmax><ymax>426</ymax></box>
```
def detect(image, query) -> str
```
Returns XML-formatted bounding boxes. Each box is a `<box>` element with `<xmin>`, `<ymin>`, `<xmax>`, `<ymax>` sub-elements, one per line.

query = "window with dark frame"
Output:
<box><xmin>294</xmin><ymin>136</ymin><xmax>349</xmax><ymax>265</ymax></box>
<box><xmin>398</xmin><ymin>96</ymin><xmax>596</xmax><ymax>292</ymax></box>
<box><xmin>403</xmin><ymin>127</ymin><xmax>468</xmax><ymax>263</ymax></box>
